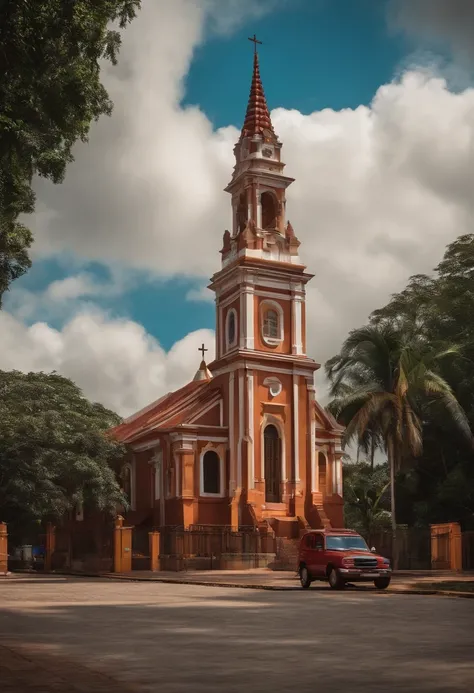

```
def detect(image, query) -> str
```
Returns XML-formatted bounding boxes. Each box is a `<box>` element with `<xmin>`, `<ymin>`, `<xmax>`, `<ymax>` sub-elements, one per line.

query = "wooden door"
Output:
<box><xmin>264</xmin><ymin>425</ymin><xmax>281</xmax><ymax>503</ymax></box>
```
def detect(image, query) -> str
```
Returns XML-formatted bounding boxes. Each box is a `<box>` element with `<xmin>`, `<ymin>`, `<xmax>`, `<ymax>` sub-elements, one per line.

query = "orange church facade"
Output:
<box><xmin>111</xmin><ymin>48</ymin><xmax>344</xmax><ymax>538</ymax></box>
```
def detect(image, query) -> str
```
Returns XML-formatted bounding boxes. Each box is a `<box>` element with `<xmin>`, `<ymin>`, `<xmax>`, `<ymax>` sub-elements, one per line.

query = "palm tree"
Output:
<box><xmin>326</xmin><ymin>323</ymin><xmax>472</xmax><ymax>568</ymax></box>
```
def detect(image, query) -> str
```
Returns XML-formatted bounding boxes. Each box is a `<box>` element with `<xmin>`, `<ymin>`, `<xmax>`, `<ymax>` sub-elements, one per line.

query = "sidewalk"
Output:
<box><xmin>5</xmin><ymin>568</ymin><xmax>474</xmax><ymax>597</ymax></box>
<box><xmin>78</xmin><ymin>568</ymin><xmax>474</xmax><ymax>596</ymax></box>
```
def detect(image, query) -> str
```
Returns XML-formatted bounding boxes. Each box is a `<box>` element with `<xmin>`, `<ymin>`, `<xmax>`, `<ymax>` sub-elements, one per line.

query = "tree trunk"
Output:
<box><xmin>387</xmin><ymin>438</ymin><xmax>398</xmax><ymax>570</ymax></box>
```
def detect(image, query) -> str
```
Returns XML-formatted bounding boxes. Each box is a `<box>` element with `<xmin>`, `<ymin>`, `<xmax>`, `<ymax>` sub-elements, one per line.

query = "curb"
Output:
<box><xmin>15</xmin><ymin>569</ymin><xmax>474</xmax><ymax>598</ymax></box>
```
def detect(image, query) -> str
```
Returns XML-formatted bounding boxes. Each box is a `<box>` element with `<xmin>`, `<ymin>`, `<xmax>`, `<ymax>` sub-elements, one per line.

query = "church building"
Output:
<box><xmin>111</xmin><ymin>44</ymin><xmax>344</xmax><ymax>537</ymax></box>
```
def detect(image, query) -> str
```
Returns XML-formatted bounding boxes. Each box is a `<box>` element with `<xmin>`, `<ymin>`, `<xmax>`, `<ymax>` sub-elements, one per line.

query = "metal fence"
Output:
<box><xmin>160</xmin><ymin>526</ymin><xmax>276</xmax><ymax>561</ymax></box>
<box><xmin>53</xmin><ymin>522</ymin><xmax>114</xmax><ymax>573</ymax></box>
<box><xmin>365</xmin><ymin>528</ymin><xmax>432</xmax><ymax>570</ymax></box>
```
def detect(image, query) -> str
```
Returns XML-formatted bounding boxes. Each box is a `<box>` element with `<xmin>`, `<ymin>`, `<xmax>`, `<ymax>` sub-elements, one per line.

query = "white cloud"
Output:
<box><xmin>185</xmin><ymin>283</ymin><xmax>214</xmax><ymax>303</ymax></box>
<box><xmin>0</xmin><ymin>308</ymin><xmax>214</xmax><ymax>417</ymax></box>
<box><xmin>6</xmin><ymin>0</ymin><xmax>474</xmax><ymax>414</ymax></box>
<box><xmin>5</xmin><ymin>269</ymin><xmax>133</xmax><ymax>322</ymax></box>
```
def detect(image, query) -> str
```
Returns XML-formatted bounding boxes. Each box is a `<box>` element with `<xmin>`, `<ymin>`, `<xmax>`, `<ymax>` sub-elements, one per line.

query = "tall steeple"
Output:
<box><xmin>221</xmin><ymin>36</ymin><xmax>300</xmax><ymax>268</ymax></box>
<box><xmin>241</xmin><ymin>49</ymin><xmax>276</xmax><ymax>141</ymax></box>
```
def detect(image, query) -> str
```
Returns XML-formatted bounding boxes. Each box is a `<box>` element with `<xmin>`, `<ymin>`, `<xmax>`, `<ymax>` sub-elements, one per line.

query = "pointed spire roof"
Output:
<box><xmin>193</xmin><ymin>359</ymin><xmax>213</xmax><ymax>382</ymax></box>
<box><xmin>241</xmin><ymin>50</ymin><xmax>275</xmax><ymax>140</ymax></box>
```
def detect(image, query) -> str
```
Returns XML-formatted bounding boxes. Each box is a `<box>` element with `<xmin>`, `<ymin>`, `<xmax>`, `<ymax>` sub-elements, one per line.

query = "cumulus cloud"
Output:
<box><xmin>6</xmin><ymin>0</ymin><xmax>474</xmax><ymax>412</ymax></box>
<box><xmin>0</xmin><ymin>308</ymin><xmax>214</xmax><ymax>417</ymax></box>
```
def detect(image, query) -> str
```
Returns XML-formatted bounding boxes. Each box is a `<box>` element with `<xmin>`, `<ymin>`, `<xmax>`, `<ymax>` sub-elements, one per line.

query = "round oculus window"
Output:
<box><xmin>269</xmin><ymin>382</ymin><xmax>282</xmax><ymax>397</ymax></box>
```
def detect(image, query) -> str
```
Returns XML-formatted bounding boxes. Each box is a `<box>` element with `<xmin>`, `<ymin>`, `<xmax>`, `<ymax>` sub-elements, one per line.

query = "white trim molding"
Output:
<box><xmin>245</xmin><ymin>288</ymin><xmax>255</xmax><ymax>350</ymax></box>
<box><xmin>293</xmin><ymin>375</ymin><xmax>300</xmax><ymax>482</ymax></box>
<box><xmin>200</xmin><ymin>444</ymin><xmax>225</xmax><ymax>498</ymax></box>
<box><xmin>247</xmin><ymin>371</ymin><xmax>255</xmax><ymax>489</ymax></box>
<box><xmin>292</xmin><ymin>295</ymin><xmax>303</xmax><ymax>355</ymax></box>
<box><xmin>263</xmin><ymin>376</ymin><xmax>282</xmax><ymax>398</ymax></box>
<box><xmin>238</xmin><ymin>370</ymin><xmax>244</xmax><ymax>488</ymax></box>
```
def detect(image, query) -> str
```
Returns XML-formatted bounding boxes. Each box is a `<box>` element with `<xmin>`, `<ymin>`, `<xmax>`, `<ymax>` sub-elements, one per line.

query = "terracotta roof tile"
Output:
<box><xmin>241</xmin><ymin>52</ymin><xmax>275</xmax><ymax>140</ymax></box>
<box><xmin>110</xmin><ymin>380</ymin><xmax>210</xmax><ymax>443</ymax></box>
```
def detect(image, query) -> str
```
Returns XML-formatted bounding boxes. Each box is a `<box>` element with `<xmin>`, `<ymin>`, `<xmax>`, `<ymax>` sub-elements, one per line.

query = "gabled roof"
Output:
<box><xmin>111</xmin><ymin>379</ymin><xmax>222</xmax><ymax>444</ymax></box>
<box><xmin>314</xmin><ymin>400</ymin><xmax>345</xmax><ymax>434</ymax></box>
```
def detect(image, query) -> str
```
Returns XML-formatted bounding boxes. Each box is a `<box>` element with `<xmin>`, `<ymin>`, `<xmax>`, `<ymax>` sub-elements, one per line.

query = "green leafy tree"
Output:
<box><xmin>370</xmin><ymin>234</ymin><xmax>474</xmax><ymax>529</ymax></box>
<box><xmin>326</xmin><ymin>324</ymin><xmax>472</xmax><ymax>566</ymax></box>
<box><xmin>0</xmin><ymin>0</ymin><xmax>141</xmax><ymax>304</ymax></box>
<box><xmin>0</xmin><ymin>370</ymin><xmax>126</xmax><ymax>541</ymax></box>
<box><xmin>343</xmin><ymin>461</ymin><xmax>391</xmax><ymax>543</ymax></box>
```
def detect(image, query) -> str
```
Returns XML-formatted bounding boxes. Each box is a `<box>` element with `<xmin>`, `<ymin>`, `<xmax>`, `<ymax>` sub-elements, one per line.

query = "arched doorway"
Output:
<box><xmin>264</xmin><ymin>424</ymin><xmax>281</xmax><ymax>502</ymax></box>
<box><xmin>318</xmin><ymin>452</ymin><xmax>327</xmax><ymax>495</ymax></box>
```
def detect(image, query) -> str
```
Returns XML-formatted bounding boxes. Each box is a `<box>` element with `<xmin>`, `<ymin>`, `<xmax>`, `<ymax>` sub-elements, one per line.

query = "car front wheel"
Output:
<box><xmin>374</xmin><ymin>577</ymin><xmax>391</xmax><ymax>590</ymax></box>
<box><xmin>299</xmin><ymin>565</ymin><xmax>312</xmax><ymax>589</ymax></box>
<box><xmin>328</xmin><ymin>568</ymin><xmax>345</xmax><ymax>590</ymax></box>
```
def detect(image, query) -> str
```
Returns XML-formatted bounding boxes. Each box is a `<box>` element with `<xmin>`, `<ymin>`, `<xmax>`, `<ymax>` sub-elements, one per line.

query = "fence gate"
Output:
<box><xmin>430</xmin><ymin>522</ymin><xmax>462</xmax><ymax>571</ymax></box>
<box><xmin>132</xmin><ymin>526</ymin><xmax>150</xmax><ymax>570</ymax></box>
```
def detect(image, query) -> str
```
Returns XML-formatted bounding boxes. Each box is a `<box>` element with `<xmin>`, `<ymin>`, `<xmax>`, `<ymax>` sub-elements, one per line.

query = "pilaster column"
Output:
<box><xmin>172</xmin><ymin>436</ymin><xmax>197</xmax><ymax>529</ymax></box>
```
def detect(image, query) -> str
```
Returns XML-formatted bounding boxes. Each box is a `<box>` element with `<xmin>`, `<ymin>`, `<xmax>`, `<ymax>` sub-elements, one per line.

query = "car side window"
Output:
<box><xmin>305</xmin><ymin>534</ymin><xmax>315</xmax><ymax>548</ymax></box>
<box><xmin>314</xmin><ymin>534</ymin><xmax>324</xmax><ymax>551</ymax></box>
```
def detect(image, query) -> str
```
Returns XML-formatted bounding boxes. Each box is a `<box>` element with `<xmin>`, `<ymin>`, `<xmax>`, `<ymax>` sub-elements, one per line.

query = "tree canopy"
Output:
<box><xmin>0</xmin><ymin>0</ymin><xmax>141</xmax><ymax>304</ymax></box>
<box><xmin>327</xmin><ymin>233</ymin><xmax>474</xmax><ymax>533</ymax></box>
<box><xmin>343</xmin><ymin>461</ymin><xmax>391</xmax><ymax>543</ymax></box>
<box><xmin>0</xmin><ymin>370</ymin><xmax>126</xmax><ymax>541</ymax></box>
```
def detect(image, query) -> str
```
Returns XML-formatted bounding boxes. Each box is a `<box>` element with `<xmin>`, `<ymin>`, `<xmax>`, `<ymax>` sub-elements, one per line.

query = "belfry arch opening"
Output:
<box><xmin>264</xmin><ymin>424</ymin><xmax>281</xmax><ymax>502</ymax></box>
<box><xmin>261</xmin><ymin>191</ymin><xmax>278</xmax><ymax>230</ymax></box>
<box><xmin>237</xmin><ymin>193</ymin><xmax>247</xmax><ymax>233</ymax></box>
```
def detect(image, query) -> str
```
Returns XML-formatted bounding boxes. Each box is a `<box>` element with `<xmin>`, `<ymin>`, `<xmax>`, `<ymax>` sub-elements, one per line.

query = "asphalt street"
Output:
<box><xmin>1</xmin><ymin>576</ymin><xmax>473</xmax><ymax>692</ymax></box>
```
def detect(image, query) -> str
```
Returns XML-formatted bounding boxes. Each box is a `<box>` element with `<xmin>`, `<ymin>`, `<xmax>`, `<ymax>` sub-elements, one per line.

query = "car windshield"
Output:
<box><xmin>325</xmin><ymin>535</ymin><xmax>369</xmax><ymax>551</ymax></box>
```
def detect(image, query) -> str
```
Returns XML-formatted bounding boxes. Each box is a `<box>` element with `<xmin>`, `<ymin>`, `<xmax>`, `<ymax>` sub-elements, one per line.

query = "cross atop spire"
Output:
<box><xmin>240</xmin><ymin>38</ymin><xmax>275</xmax><ymax>141</ymax></box>
<box><xmin>248</xmin><ymin>34</ymin><xmax>262</xmax><ymax>54</ymax></box>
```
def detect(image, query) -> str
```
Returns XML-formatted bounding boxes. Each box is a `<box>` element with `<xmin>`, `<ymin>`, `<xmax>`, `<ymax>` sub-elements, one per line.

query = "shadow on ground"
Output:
<box><xmin>1</xmin><ymin>577</ymin><xmax>474</xmax><ymax>693</ymax></box>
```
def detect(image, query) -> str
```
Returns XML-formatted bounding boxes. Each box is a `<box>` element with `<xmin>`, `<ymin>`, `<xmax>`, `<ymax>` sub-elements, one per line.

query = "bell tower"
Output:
<box><xmin>210</xmin><ymin>36</ymin><xmax>310</xmax><ymax>364</ymax></box>
<box><xmin>207</xmin><ymin>38</ymin><xmax>342</xmax><ymax>534</ymax></box>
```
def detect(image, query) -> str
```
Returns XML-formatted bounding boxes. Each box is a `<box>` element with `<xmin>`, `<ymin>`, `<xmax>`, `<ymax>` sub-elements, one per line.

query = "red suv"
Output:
<box><xmin>298</xmin><ymin>528</ymin><xmax>392</xmax><ymax>590</ymax></box>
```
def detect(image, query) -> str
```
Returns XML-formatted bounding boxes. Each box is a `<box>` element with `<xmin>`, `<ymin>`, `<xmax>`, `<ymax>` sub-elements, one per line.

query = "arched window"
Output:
<box><xmin>201</xmin><ymin>450</ymin><xmax>222</xmax><ymax>496</ymax></box>
<box><xmin>226</xmin><ymin>308</ymin><xmax>237</xmax><ymax>349</ymax></box>
<box><xmin>261</xmin><ymin>191</ymin><xmax>278</xmax><ymax>230</ymax></box>
<box><xmin>263</xmin><ymin>308</ymin><xmax>279</xmax><ymax>339</ymax></box>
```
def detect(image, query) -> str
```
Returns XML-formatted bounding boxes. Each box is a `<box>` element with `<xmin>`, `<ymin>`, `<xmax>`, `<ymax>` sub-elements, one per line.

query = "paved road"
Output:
<box><xmin>1</xmin><ymin>575</ymin><xmax>473</xmax><ymax>693</ymax></box>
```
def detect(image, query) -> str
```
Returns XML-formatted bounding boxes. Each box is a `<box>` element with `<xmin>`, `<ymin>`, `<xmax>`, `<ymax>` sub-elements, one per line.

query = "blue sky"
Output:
<box><xmin>7</xmin><ymin>0</ymin><xmax>415</xmax><ymax>350</ymax></box>
<box><xmin>3</xmin><ymin>0</ymin><xmax>471</xmax><ymax>415</ymax></box>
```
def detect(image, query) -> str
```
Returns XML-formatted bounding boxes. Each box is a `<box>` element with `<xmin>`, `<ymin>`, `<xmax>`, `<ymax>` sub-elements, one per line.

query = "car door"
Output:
<box><xmin>300</xmin><ymin>533</ymin><xmax>315</xmax><ymax>574</ymax></box>
<box><xmin>312</xmin><ymin>533</ymin><xmax>325</xmax><ymax>576</ymax></box>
